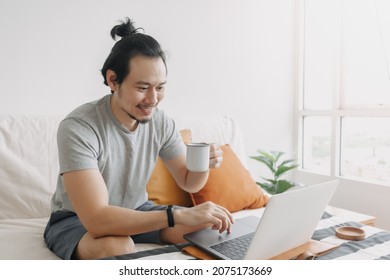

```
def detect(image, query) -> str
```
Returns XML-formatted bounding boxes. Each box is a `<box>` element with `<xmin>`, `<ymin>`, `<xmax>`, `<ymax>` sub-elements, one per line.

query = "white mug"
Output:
<box><xmin>186</xmin><ymin>143</ymin><xmax>210</xmax><ymax>172</ymax></box>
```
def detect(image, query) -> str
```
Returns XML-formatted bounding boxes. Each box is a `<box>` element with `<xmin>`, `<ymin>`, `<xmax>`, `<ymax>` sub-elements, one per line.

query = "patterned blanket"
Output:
<box><xmin>106</xmin><ymin>212</ymin><xmax>390</xmax><ymax>260</ymax></box>
<box><xmin>312</xmin><ymin>212</ymin><xmax>390</xmax><ymax>260</ymax></box>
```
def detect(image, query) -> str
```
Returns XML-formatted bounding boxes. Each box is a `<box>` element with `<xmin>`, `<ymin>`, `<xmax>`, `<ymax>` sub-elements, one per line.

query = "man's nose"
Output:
<box><xmin>145</xmin><ymin>88</ymin><xmax>158</xmax><ymax>104</ymax></box>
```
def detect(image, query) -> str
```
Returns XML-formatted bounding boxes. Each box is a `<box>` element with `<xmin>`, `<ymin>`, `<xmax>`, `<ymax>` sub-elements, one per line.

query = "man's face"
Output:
<box><xmin>109</xmin><ymin>55</ymin><xmax>167</xmax><ymax>131</ymax></box>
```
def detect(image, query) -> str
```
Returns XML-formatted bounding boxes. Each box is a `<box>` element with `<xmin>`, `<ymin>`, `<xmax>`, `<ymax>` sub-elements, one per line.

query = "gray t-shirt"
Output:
<box><xmin>51</xmin><ymin>94</ymin><xmax>184</xmax><ymax>213</ymax></box>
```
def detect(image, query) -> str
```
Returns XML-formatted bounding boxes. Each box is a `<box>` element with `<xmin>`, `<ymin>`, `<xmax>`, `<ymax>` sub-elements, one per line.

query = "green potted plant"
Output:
<box><xmin>250</xmin><ymin>150</ymin><xmax>300</xmax><ymax>195</ymax></box>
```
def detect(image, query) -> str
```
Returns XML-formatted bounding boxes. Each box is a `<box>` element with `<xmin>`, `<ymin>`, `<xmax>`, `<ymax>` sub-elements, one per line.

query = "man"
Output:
<box><xmin>44</xmin><ymin>18</ymin><xmax>233</xmax><ymax>260</ymax></box>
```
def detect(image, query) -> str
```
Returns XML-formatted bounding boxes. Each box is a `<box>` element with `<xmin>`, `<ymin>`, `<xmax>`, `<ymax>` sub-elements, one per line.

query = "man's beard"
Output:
<box><xmin>126</xmin><ymin>112</ymin><xmax>151</xmax><ymax>124</ymax></box>
<box><xmin>123</xmin><ymin>103</ymin><xmax>158</xmax><ymax>124</ymax></box>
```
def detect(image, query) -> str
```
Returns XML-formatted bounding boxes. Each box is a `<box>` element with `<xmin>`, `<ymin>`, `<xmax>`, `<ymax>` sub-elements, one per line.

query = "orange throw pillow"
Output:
<box><xmin>146</xmin><ymin>129</ymin><xmax>193</xmax><ymax>207</ymax></box>
<box><xmin>190</xmin><ymin>144</ymin><xmax>269</xmax><ymax>212</ymax></box>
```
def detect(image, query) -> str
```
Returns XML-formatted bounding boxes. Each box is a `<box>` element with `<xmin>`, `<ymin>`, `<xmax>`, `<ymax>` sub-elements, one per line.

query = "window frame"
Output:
<box><xmin>294</xmin><ymin>0</ymin><xmax>390</xmax><ymax>187</ymax></box>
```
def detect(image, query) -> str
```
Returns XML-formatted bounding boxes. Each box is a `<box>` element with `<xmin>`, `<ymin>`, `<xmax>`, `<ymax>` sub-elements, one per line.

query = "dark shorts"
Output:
<box><xmin>44</xmin><ymin>201</ymin><xmax>171</xmax><ymax>260</ymax></box>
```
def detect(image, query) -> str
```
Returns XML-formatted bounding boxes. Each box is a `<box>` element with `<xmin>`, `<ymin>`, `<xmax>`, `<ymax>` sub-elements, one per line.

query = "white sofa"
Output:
<box><xmin>0</xmin><ymin>114</ymin><xmax>251</xmax><ymax>260</ymax></box>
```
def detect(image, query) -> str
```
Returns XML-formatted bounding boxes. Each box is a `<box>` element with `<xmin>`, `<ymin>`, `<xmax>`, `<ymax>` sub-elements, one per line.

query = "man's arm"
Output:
<box><xmin>63</xmin><ymin>169</ymin><xmax>170</xmax><ymax>238</ymax></box>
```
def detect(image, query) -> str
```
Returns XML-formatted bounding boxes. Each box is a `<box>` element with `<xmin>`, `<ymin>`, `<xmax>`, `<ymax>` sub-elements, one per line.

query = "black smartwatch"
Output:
<box><xmin>166</xmin><ymin>205</ymin><xmax>175</xmax><ymax>227</ymax></box>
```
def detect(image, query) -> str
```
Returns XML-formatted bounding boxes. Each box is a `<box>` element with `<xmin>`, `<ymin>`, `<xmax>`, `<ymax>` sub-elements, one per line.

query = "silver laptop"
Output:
<box><xmin>184</xmin><ymin>180</ymin><xmax>339</xmax><ymax>260</ymax></box>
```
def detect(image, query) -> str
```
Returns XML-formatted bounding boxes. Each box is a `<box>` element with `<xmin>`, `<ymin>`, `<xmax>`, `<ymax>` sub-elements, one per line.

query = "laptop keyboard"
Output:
<box><xmin>210</xmin><ymin>232</ymin><xmax>255</xmax><ymax>260</ymax></box>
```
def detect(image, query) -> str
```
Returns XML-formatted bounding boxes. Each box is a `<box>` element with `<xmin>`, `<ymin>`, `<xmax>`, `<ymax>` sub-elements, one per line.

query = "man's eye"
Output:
<box><xmin>138</xmin><ymin>87</ymin><xmax>148</xmax><ymax>91</ymax></box>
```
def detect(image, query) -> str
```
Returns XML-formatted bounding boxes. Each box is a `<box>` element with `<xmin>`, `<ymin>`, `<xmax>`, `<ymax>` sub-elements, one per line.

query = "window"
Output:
<box><xmin>298</xmin><ymin>0</ymin><xmax>390</xmax><ymax>185</ymax></box>
<box><xmin>341</xmin><ymin>117</ymin><xmax>390</xmax><ymax>182</ymax></box>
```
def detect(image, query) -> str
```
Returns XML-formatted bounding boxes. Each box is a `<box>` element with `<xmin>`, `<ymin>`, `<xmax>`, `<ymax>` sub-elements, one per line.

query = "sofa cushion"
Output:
<box><xmin>0</xmin><ymin>115</ymin><xmax>62</xmax><ymax>219</ymax></box>
<box><xmin>189</xmin><ymin>144</ymin><xmax>269</xmax><ymax>212</ymax></box>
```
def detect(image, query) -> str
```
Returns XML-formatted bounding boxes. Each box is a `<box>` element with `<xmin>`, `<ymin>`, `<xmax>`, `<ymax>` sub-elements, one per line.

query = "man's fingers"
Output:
<box><xmin>209</xmin><ymin>206</ymin><xmax>233</xmax><ymax>233</ymax></box>
<box><xmin>208</xmin><ymin>143</ymin><xmax>223</xmax><ymax>169</ymax></box>
<box><xmin>210</xmin><ymin>144</ymin><xmax>223</xmax><ymax>157</ymax></box>
<box><xmin>209</xmin><ymin>156</ymin><xmax>223</xmax><ymax>168</ymax></box>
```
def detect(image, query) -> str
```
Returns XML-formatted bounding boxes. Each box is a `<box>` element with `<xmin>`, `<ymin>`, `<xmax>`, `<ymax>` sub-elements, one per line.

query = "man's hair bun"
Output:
<box><xmin>110</xmin><ymin>17</ymin><xmax>142</xmax><ymax>40</ymax></box>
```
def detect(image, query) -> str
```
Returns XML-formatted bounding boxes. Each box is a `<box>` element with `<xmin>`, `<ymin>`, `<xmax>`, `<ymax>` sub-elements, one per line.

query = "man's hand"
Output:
<box><xmin>209</xmin><ymin>143</ymin><xmax>223</xmax><ymax>169</ymax></box>
<box><xmin>174</xmin><ymin>201</ymin><xmax>233</xmax><ymax>233</ymax></box>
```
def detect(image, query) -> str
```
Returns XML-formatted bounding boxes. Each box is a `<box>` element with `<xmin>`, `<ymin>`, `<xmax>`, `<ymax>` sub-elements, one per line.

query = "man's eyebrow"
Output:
<box><xmin>135</xmin><ymin>81</ymin><xmax>167</xmax><ymax>86</ymax></box>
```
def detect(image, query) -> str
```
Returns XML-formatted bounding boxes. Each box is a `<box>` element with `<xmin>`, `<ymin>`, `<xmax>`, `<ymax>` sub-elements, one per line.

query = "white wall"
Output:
<box><xmin>0</xmin><ymin>0</ymin><xmax>296</xmax><ymax>178</ymax></box>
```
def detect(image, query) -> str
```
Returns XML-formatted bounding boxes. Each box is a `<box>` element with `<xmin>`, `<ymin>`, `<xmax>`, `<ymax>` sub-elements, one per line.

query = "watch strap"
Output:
<box><xmin>166</xmin><ymin>205</ymin><xmax>175</xmax><ymax>227</ymax></box>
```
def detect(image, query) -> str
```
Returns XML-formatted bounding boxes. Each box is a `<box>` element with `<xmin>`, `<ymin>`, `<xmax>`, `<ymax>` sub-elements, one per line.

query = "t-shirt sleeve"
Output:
<box><xmin>158</xmin><ymin>114</ymin><xmax>185</xmax><ymax>162</ymax></box>
<box><xmin>57</xmin><ymin>118</ymin><xmax>100</xmax><ymax>175</ymax></box>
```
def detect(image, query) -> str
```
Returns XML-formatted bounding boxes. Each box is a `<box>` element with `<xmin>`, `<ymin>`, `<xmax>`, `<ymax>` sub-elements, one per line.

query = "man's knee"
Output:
<box><xmin>101</xmin><ymin>235</ymin><xmax>136</xmax><ymax>257</ymax></box>
<box><xmin>74</xmin><ymin>234</ymin><xmax>136</xmax><ymax>259</ymax></box>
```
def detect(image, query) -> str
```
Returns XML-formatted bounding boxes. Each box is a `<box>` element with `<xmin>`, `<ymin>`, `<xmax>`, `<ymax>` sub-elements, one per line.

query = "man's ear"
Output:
<box><xmin>106</xmin><ymin>70</ymin><xmax>118</xmax><ymax>92</ymax></box>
